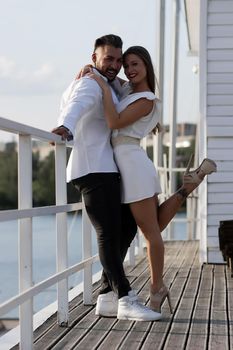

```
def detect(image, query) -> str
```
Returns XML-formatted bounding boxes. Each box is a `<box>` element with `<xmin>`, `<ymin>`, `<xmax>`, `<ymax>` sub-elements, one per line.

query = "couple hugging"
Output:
<box><xmin>52</xmin><ymin>34</ymin><xmax>217</xmax><ymax>321</ymax></box>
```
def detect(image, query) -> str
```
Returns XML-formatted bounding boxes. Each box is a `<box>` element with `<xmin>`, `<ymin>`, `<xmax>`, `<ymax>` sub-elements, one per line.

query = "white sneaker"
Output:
<box><xmin>117</xmin><ymin>290</ymin><xmax>162</xmax><ymax>321</ymax></box>
<box><xmin>95</xmin><ymin>291</ymin><xmax>118</xmax><ymax>317</ymax></box>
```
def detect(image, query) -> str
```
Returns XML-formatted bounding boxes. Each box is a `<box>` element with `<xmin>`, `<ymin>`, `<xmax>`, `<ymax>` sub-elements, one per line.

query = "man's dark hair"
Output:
<box><xmin>94</xmin><ymin>34</ymin><xmax>123</xmax><ymax>51</ymax></box>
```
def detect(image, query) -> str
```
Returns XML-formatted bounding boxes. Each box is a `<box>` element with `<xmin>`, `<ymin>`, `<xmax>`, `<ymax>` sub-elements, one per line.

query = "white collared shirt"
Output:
<box><xmin>58</xmin><ymin>71</ymin><xmax>119</xmax><ymax>182</ymax></box>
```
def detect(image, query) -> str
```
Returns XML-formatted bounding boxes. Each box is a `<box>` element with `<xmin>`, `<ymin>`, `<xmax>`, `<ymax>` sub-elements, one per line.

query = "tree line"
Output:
<box><xmin>0</xmin><ymin>142</ymin><xmax>80</xmax><ymax>210</ymax></box>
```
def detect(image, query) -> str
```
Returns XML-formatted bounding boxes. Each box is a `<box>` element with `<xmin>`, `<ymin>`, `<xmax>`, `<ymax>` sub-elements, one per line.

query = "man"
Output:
<box><xmin>52</xmin><ymin>34</ymin><xmax>161</xmax><ymax>321</ymax></box>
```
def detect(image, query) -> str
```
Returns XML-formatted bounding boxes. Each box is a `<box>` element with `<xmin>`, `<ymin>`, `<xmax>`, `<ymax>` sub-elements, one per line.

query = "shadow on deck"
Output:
<box><xmin>12</xmin><ymin>241</ymin><xmax>233</xmax><ymax>350</ymax></box>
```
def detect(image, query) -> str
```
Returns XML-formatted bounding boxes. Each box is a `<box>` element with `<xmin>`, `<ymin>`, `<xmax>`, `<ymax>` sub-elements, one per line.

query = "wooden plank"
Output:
<box><xmin>207</xmin><ymin>49</ymin><xmax>233</xmax><ymax>61</ymax></box>
<box><xmin>72</xmin><ymin>253</ymin><xmax>155</xmax><ymax>349</ymax></box>
<box><xmin>208</xmin><ymin>126</ymin><xmax>233</xmax><ymax>136</ymax></box>
<box><xmin>208</xmin><ymin>214</ymin><xmax>233</xmax><ymax>226</ymax></box>
<box><xmin>208</xmin><ymin>26</ymin><xmax>233</xmax><ymax>38</ymax></box>
<box><xmin>208</xmin><ymin>95</ymin><xmax>233</xmax><ymax>105</ymax></box>
<box><xmin>97</xmin><ymin>321</ymin><xmax>151</xmax><ymax>350</ymax></box>
<box><xmin>141</xmin><ymin>242</ymin><xmax>199</xmax><ymax>349</ymax></box>
<box><xmin>73</xmin><ymin>266</ymin><xmax>153</xmax><ymax>349</ymax></box>
<box><xmin>207</xmin><ymin>117</ymin><xmax>233</xmax><ymax>126</ymax></box>
<box><xmin>207</xmin><ymin>173</ymin><xmax>233</xmax><ymax>183</ymax></box>
<box><xmin>72</xmin><ymin>317</ymin><xmax>119</xmax><ymax>350</ymax></box>
<box><xmin>209</xmin><ymin>1</ymin><xmax>233</xmax><ymax>13</ymax></box>
<box><xmin>208</xmin><ymin>37</ymin><xmax>233</xmax><ymax>49</ymax></box>
<box><xmin>208</xmin><ymin>84</ymin><xmax>233</xmax><ymax>95</ymax></box>
<box><xmin>162</xmin><ymin>253</ymin><xmax>201</xmax><ymax>349</ymax></box>
<box><xmin>208</xmin><ymin>139</ymin><xmax>233</xmax><ymax>149</ymax></box>
<box><xmin>208</xmin><ymin>203</ymin><xmax>233</xmax><ymax>215</ymax></box>
<box><xmin>34</xmin><ymin>242</ymin><xmax>183</xmax><ymax>350</ymax></box>
<box><xmin>207</xmin><ymin>149</ymin><xmax>233</xmax><ymax>161</ymax></box>
<box><xmin>207</xmin><ymin>226</ymin><xmax>219</xmax><ymax>238</ymax></box>
<box><xmin>185</xmin><ymin>264</ymin><xmax>213</xmax><ymax>349</ymax></box>
<box><xmin>208</xmin><ymin>183</ymin><xmax>233</xmax><ymax>194</ymax></box>
<box><xmin>208</xmin><ymin>193</ymin><xmax>233</xmax><ymax>204</ymax></box>
<box><xmin>208</xmin><ymin>73</ymin><xmax>233</xmax><ymax>84</ymax></box>
<box><xmin>50</xmin><ymin>309</ymin><xmax>102</xmax><ymax>350</ymax></box>
<box><xmin>207</xmin><ymin>236</ymin><xmax>220</xmax><ymax>248</ymax></box>
<box><xmin>86</xmin><ymin>241</ymin><xmax>186</xmax><ymax>350</ymax></box>
<box><xmin>11</xmin><ymin>242</ymin><xmax>233</xmax><ymax>350</ymax></box>
<box><xmin>208</xmin><ymin>62</ymin><xmax>233</xmax><ymax>74</ymax></box>
<box><xmin>116</xmin><ymin>322</ymin><xmax>151</xmax><ymax>350</ymax></box>
<box><xmin>34</xmin><ymin>302</ymin><xmax>96</xmax><ymax>350</ymax></box>
<box><xmin>214</xmin><ymin>161</ymin><xmax>233</xmax><ymax>172</ymax></box>
<box><xmin>207</xmin><ymin>106</ymin><xmax>233</xmax><ymax>116</ymax></box>
<box><xmin>49</xmin><ymin>258</ymin><xmax>149</xmax><ymax>350</ymax></box>
<box><xmin>11</xmin><ymin>290</ymin><xmax>94</xmax><ymax>350</ymax></box>
<box><xmin>208</xmin><ymin>250</ymin><xmax>225</xmax><ymax>264</ymax></box>
<box><xmin>208</xmin><ymin>13</ymin><xmax>233</xmax><ymax>26</ymax></box>
<box><xmin>33</xmin><ymin>289</ymin><xmax>88</xmax><ymax>341</ymax></box>
<box><xmin>208</xmin><ymin>172</ymin><xmax>232</xmax><ymax>183</ymax></box>
<box><xmin>33</xmin><ymin>258</ymin><xmax>149</xmax><ymax>349</ymax></box>
<box><xmin>105</xmin><ymin>242</ymin><xmax>190</xmax><ymax>350</ymax></box>
<box><xmin>208</xmin><ymin>265</ymin><xmax>229</xmax><ymax>349</ymax></box>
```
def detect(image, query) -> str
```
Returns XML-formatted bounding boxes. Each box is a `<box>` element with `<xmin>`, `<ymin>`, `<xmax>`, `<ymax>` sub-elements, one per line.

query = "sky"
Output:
<box><xmin>0</xmin><ymin>0</ymin><xmax>199</xmax><ymax>142</ymax></box>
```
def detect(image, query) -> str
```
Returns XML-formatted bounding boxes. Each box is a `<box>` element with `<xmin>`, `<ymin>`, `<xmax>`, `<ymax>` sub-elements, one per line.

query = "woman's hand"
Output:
<box><xmin>76</xmin><ymin>64</ymin><xmax>93</xmax><ymax>80</ymax></box>
<box><xmin>87</xmin><ymin>73</ymin><xmax>109</xmax><ymax>93</ymax></box>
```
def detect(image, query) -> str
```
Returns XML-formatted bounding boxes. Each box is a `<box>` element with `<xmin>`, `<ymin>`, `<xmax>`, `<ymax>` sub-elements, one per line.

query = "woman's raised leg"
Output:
<box><xmin>158</xmin><ymin>157</ymin><xmax>217</xmax><ymax>232</ymax></box>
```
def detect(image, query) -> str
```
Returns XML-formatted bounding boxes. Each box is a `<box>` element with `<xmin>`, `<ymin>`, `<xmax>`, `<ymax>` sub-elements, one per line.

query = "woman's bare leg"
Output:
<box><xmin>157</xmin><ymin>189</ymin><xmax>186</xmax><ymax>232</ymax></box>
<box><xmin>158</xmin><ymin>177</ymin><xmax>204</xmax><ymax>232</ymax></box>
<box><xmin>130</xmin><ymin>196</ymin><xmax>164</xmax><ymax>293</ymax></box>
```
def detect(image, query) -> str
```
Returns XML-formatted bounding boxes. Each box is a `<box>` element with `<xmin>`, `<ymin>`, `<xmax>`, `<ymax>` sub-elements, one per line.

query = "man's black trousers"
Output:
<box><xmin>72</xmin><ymin>173</ymin><xmax>137</xmax><ymax>298</ymax></box>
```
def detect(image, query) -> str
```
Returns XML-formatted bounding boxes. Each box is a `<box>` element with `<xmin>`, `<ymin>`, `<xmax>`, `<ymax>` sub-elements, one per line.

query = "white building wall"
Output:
<box><xmin>201</xmin><ymin>0</ymin><xmax>233</xmax><ymax>263</ymax></box>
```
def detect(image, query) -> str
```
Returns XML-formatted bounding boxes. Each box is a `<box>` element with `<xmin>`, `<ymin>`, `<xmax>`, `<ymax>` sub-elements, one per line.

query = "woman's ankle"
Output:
<box><xmin>178</xmin><ymin>183</ymin><xmax>197</xmax><ymax>198</ymax></box>
<box><xmin>150</xmin><ymin>282</ymin><xmax>164</xmax><ymax>294</ymax></box>
<box><xmin>177</xmin><ymin>187</ymin><xmax>189</xmax><ymax>199</ymax></box>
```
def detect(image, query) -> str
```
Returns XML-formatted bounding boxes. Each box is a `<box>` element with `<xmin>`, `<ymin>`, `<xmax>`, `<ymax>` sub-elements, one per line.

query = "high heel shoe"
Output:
<box><xmin>150</xmin><ymin>285</ymin><xmax>173</xmax><ymax>314</ymax></box>
<box><xmin>184</xmin><ymin>154</ymin><xmax>217</xmax><ymax>185</ymax></box>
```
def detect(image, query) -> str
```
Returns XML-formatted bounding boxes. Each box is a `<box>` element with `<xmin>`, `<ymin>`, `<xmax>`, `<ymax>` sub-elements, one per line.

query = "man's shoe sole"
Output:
<box><xmin>117</xmin><ymin>315</ymin><xmax>162</xmax><ymax>321</ymax></box>
<box><xmin>95</xmin><ymin>312</ymin><xmax>117</xmax><ymax>317</ymax></box>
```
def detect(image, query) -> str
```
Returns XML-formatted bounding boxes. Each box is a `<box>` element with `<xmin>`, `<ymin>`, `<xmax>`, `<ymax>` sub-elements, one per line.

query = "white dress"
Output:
<box><xmin>112</xmin><ymin>91</ymin><xmax>162</xmax><ymax>203</ymax></box>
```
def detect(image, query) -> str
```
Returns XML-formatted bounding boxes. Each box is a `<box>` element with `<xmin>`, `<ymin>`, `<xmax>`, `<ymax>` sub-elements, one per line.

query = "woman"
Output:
<box><xmin>87</xmin><ymin>46</ymin><xmax>217</xmax><ymax>313</ymax></box>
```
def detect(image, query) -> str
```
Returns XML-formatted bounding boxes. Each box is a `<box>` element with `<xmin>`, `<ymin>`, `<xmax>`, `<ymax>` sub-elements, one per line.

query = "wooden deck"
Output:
<box><xmin>12</xmin><ymin>241</ymin><xmax>233</xmax><ymax>350</ymax></box>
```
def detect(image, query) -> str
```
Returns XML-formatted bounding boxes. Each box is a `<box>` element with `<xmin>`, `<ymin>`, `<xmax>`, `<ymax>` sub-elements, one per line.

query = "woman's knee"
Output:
<box><xmin>138</xmin><ymin>223</ymin><xmax>160</xmax><ymax>241</ymax></box>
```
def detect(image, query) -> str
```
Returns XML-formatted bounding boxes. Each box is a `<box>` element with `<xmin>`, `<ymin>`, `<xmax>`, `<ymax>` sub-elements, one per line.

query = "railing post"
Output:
<box><xmin>187</xmin><ymin>195</ymin><xmax>196</xmax><ymax>240</ymax></box>
<box><xmin>55</xmin><ymin>143</ymin><xmax>68</xmax><ymax>326</ymax></box>
<box><xmin>129</xmin><ymin>238</ymin><xmax>136</xmax><ymax>267</ymax></box>
<box><xmin>18</xmin><ymin>135</ymin><xmax>33</xmax><ymax>350</ymax></box>
<box><xmin>137</xmin><ymin>231</ymin><xmax>144</xmax><ymax>258</ymax></box>
<box><xmin>82</xmin><ymin>204</ymin><xmax>93</xmax><ymax>304</ymax></box>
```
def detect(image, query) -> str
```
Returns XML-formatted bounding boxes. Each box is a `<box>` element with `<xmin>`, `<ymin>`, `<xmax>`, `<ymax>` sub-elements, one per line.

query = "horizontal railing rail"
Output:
<box><xmin>0</xmin><ymin>203</ymin><xmax>82</xmax><ymax>222</ymax></box>
<box><xmin>0</xmin><ymin>116</ymin><xmax>62</xmax><ymax>143</ymax></box>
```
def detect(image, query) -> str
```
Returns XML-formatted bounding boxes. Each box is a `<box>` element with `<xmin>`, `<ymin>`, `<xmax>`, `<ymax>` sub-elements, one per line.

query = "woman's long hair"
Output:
<box><xmin>123</xmin><ymin>46</ymin><xmax>162</xmax><ymax>134</ymax></box>
<box><xmin>123</xmin><ymin>46</ymin><xmax>158</xmax><ymax>93</ymax></box>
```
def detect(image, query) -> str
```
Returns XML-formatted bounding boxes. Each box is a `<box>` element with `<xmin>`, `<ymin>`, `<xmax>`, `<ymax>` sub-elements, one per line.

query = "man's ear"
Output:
<box><xmin>92</xmin><ymin>53</ymin><xmax>96</xmax><ymax>64</ymax></box>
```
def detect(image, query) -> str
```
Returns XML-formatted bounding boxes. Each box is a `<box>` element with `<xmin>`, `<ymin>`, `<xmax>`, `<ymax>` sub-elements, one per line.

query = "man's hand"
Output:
<box><xmin>50</xmin><ymin>126</ymin><xmax>72</xmax><ymax>146</ymax></box>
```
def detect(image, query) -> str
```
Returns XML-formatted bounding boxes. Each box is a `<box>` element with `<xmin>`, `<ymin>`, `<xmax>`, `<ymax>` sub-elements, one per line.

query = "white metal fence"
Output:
<box><xmin>0</xmin><ymin>116</ymin><xmax>197</xmax><ymax>349</ymax></box>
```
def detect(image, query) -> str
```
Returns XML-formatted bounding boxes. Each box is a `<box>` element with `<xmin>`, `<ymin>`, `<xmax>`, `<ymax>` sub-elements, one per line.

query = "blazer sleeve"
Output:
<box><xmin>58</xmin><ymin>77</ymin><xmax>102</xmax><ymax>135</ymax></box>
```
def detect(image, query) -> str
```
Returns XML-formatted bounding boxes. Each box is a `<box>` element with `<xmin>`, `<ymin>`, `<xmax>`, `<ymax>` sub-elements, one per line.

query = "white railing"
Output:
<box><xmin>0</xmin><ymin>116</ymin><xmax>197</xmax><ymax>349</ymax></box>
<box><xmin>0</xmin><ymin>116</ymin><xmax>143</xmax><ymax>350</ymax></box>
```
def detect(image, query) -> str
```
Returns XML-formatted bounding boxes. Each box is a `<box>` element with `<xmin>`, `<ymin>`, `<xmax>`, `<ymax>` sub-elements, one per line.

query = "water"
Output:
<box><xmin>0</xmin><ymin>212</ymin><xmax>187</xmax><ymax>319</ymax></box>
